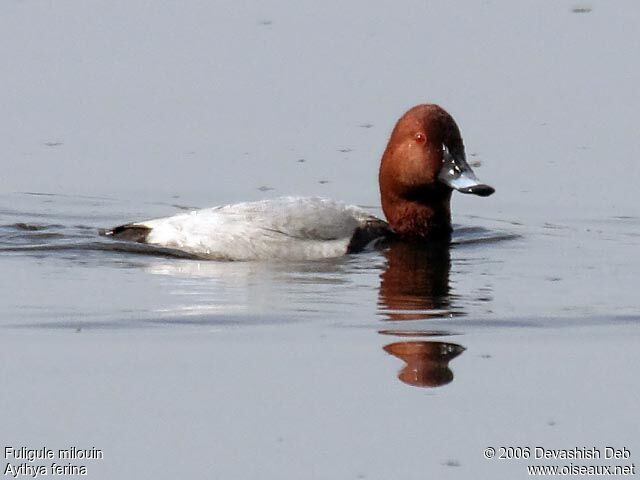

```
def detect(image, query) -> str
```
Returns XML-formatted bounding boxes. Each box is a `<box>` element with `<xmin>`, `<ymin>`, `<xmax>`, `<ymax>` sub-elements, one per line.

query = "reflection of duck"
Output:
<box><xmin>378</xmin><ymin>238</ymin><xmax>466</xmax><ymax>387</ymax></box>
<box><xmin>378</xmin><ymin>240</ymin><xmax>453</xmax><ymax>320</ymax></box>
<box><xmin>384</xmin><ymin>341</ymin><xmax>465</xmax><ymax>388</ymax></box>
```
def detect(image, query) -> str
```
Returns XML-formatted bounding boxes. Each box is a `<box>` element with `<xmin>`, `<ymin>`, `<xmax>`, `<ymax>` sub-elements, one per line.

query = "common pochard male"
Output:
<box><xmin>104</xmin><ymin>104</ymin><xmax>494</xmax><ymax>260</ymax></box>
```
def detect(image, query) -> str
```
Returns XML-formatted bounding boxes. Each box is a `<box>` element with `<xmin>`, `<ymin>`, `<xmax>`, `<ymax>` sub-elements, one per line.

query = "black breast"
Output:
<box><xmin>347</xmin><ymin>217</ymin><xmax>394</xmax><ymax>253</ymax></box>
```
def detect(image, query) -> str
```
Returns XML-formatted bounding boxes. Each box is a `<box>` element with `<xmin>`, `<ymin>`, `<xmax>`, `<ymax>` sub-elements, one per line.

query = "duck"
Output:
<box><xmin>103</xmin><ymin>104</ymin><xmax>494</xmax><ymax>260</ymax></box>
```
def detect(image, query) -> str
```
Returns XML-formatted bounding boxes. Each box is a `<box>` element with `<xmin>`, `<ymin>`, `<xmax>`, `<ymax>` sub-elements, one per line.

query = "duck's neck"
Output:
<box><xmin>382</xmin><ymin>190</ymin><xmax>452</xmax><ymax>240</ymax></box>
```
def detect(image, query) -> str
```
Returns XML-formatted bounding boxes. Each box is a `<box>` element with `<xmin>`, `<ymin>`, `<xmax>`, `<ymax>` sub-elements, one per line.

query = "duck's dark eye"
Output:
<box><xmin>414</xmin><ymin>132</ymin><xmax>426</xmax><ymax>144</ymax></box>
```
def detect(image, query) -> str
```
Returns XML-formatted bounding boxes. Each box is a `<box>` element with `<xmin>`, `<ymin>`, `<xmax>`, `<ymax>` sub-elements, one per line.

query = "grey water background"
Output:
<box><xmin>1</xmin><ymin>1</ymin><xmax>639</xmax><ymax>479</ymax></box>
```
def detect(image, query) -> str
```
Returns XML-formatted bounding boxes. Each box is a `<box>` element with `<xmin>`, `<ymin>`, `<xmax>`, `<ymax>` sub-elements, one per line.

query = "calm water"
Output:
<box><xmin>2</xmin><ymin>1</ymin><xmax>640</xmax><ymax>479</ymax></box>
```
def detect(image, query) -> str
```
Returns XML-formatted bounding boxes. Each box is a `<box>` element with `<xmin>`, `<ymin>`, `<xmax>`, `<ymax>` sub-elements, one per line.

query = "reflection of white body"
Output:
<box><xmin>137</xmin><ymin>197</ymin><xmax>379</xmax><ymax>261</ymax></box>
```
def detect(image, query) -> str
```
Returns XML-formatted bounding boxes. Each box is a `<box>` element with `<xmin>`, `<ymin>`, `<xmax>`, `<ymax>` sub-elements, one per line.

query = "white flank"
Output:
<box><xmin>135</xmin><ymin>197</ymin><xmax>379</xmax><ymax>261</ymax></box>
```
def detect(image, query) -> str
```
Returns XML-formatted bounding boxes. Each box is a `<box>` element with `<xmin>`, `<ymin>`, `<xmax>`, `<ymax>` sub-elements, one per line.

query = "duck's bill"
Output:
<box><xmin>438</xmin><ymin>147</ymin><xmax>495</xmax><ymax>197</ymax></box>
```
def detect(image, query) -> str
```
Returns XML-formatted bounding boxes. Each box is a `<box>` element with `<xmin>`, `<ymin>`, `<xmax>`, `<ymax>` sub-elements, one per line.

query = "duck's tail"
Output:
<box><xmin>99</xmin><ymin>223</ymin><xmax>152</xmax><ymax>243</ymax></box>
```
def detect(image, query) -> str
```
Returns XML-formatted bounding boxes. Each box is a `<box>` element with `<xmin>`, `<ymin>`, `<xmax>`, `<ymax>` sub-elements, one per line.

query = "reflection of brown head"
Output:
<box><xmin>379</xmin><ymin>241</ymin><xmax>451</xmax><ymax>320</ymax></box>
<box><xmin>384</xmin><ymin>341</ymin><xmax>465</xmax><ymax>388</ymax></box>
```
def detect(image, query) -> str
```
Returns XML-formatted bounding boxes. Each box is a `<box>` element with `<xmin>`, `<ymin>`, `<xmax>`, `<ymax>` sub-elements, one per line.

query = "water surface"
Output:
<box><xmin>1</xmin><ymin>1</ymin><xmax>639</xmax><ymax>479</ymax></box>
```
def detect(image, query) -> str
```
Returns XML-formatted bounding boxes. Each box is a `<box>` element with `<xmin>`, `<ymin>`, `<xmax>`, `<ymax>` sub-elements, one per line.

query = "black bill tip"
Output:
<box><xmin>459</xmin><ymin>184</ymin><xmax>495</xmax><ymax>197</ymax></box>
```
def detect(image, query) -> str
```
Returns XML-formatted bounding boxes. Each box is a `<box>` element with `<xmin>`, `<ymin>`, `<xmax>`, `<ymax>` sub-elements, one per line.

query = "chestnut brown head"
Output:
<box><xmin>378</xmin><ymin>104</ymin><xmax>493</xmax><ymax>238</ymax></box>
